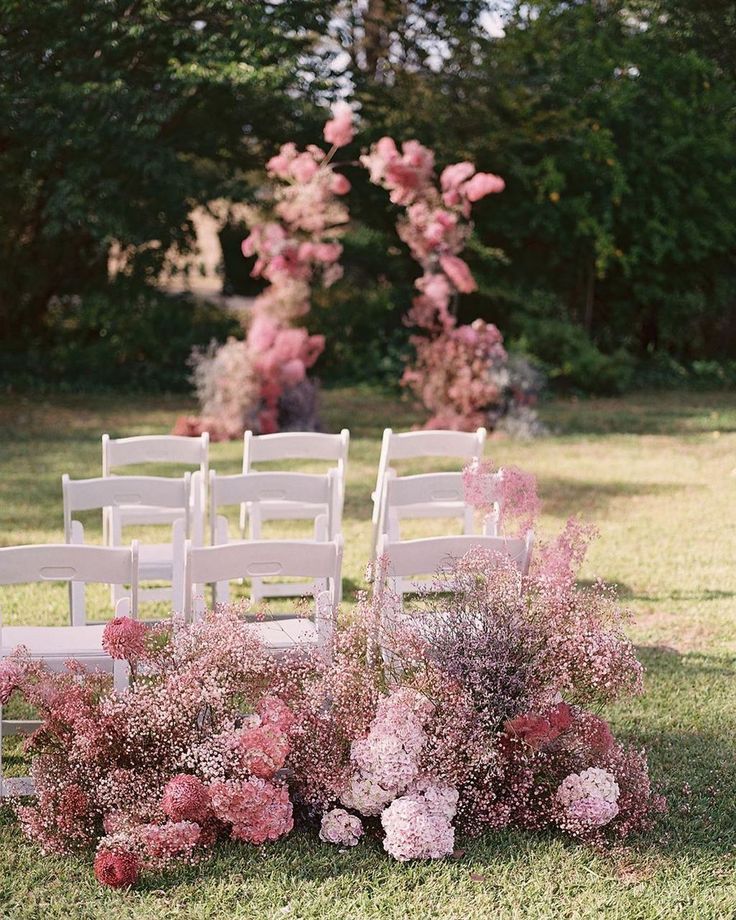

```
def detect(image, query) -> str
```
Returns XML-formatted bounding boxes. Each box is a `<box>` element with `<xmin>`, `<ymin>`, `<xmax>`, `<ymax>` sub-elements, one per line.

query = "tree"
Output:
<box><xmin>0</xmin><ymin>0</ymin><xmax>334</xmax><ymax>338</ymax></box>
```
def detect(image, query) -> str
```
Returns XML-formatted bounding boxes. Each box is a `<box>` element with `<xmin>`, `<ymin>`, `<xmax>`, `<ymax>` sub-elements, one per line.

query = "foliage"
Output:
<box><xmin>0</xmin><ymin>0</ymin><xmax>334</xmax><ymax>338</ymax></box>
<box><xmin>0</xmin><ymin>282</ymin><xmax>239</xmax><ymax>393</ymax></box>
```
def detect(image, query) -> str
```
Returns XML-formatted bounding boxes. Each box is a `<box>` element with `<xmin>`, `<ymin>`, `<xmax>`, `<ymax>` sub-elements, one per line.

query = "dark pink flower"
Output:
<box><xmin>102</xmin><ymin>617</ymin><xmax>147</xmax><ymax>661</ymax></box>
<box><xmin>94</xmin><ymin>847</ymin><xmax>140</xmax><ymax>888</ymax></box>
<box><xmin>161</xmin><ymin>774</ymin><xmax>211</xmax><ymax>824</ymax></box>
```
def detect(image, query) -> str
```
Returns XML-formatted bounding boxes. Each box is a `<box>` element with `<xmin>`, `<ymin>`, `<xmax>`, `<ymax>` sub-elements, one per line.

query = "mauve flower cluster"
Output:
<box><xmin>373</xmin><ymin>537</ymin><xmax>661</xmax><ymax>843</ymax></box>
<box><xmin>182</xmin><ymin>104</ymin><xmax>354</xmax><ymax>439</ymax></box>
<box><xmin>362</xmin><ymin>136</ymin><xmax>517</xmax><ymax>430</ymax></box>
<box><xmin>319</xmin><ymin>807</ymin><xmax>364</xmax><ymax>847</ymax></box>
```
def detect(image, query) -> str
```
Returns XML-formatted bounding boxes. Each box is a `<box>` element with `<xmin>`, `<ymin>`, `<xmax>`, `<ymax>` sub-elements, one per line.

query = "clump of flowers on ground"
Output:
<box><xmin>1</xmin><ymin>469</ymin><xmax>664</xmax><ymax>887</ymax></box>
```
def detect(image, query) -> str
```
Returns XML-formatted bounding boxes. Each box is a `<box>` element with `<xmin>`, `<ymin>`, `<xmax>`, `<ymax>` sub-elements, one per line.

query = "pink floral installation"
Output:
<box><xmin>1</xmin><ymin>467</ymin><xmax>664</xmax><ymax>887</ymax></box>
<box><xmin>176</xmin><ymin>103</ymin><xmax>354</xmax><ymax>439</ymax></box>
<box><xmin>361</xmin><ymin>138</ymin><xmax>541</xmax><ymax>431</ymax></box>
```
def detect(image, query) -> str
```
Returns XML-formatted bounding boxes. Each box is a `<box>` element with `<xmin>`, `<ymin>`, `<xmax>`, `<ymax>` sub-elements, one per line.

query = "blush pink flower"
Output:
<box><xmin>319</xmin><ymin>808</ymin><xmax>364</xmax><ymax>847</ymax></box>
<box><xmin>323</xmin><ymin>102</ymin><xmax>355</xmax><ymax>148</ymax></box>
<box><xmin>102</xmin><ymin>617</ymin><xmax>148</xmax><ymax>661</ymax></box>
<box><xmin>462</xmin><ymin>172</ymin><xmax>505</xmax><ymax>201</ymax></box>
<box><xmin>330</xmin><ymin>173</ymin><xmax>351</xmax><ymax>195</ymax></box>
<box><xmin>439</xmin><ymin>254</ymin><xmax>477</xmax><ymax>294</ymax></box>
<box><xmin>381</xmin><ymin>793</ymin><xmax>455</xmax><ymax>861</ymax></box>
<box><xmin>440</xmin><ymin>161</ymin><xmax>475</xmax><ymax>191</ymax></box>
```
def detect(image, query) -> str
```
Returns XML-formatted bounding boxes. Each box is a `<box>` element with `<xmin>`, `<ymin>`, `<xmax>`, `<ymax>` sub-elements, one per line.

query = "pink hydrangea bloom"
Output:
<box><xmin>226</xmin><ymin>724</ymin><xmax>289</xmax><ymax>780</ymax></box>
<box><xmin>319</xmin><ymin>808</ymin><xmax>364</xmax><ymax>847</ymax></box>
<box><xmin>557</xmin><ymin>767</ymin><xmax>620</xmax><ymax>830</ymax></box>
<box><xmin>161</xmin><ymin>774</ymin><xmax>211</xmax><ymax>824</ymax></box>
<box><xmin>102</xmin><ymin>616</ymin><xmax>148</xmax><ymax>661</ymax></box>
<box><xmin>257</xmin><ymin>695</ymin><xmax>295</xmax><ymax>734</ymax></box>
<box><xmin>340</xmin><ymin>773</ymin><xmax>394</xmax><ymax>816</ymax></box>
<box><xmin>381</xmin><ymin>790</ymin><xmax>456</xmax><ymax>861</ymax></box>
<box><xmin>138</xmin><ymin>821</ymin><xmax>201</xmax><ymax>862</ymax></box>
<box><xmin>323</xmin><ymin>102</ymin><xmax>355</xmax><ymax>148</ymax></box>
<box><xmin>209</xmin><ymin>778</ymin><xmax>294</xmax><ymax>845</ymax></box>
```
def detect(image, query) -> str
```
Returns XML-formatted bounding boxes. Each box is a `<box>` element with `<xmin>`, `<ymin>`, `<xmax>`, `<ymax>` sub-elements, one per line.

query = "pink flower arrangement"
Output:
<box><xmin>183</xmin><ymin>105</ymin><xmax>354</xmax><ymax>439</ymax></box>
<box><xmin>319</xmin><ymin>808</ymin><xmax>364</xmax><ymax>847</ymax></box>
<box><xmin>5</xmin><ymin>490</ymin><xmax>663</xmax><ymax>882</ymax></box>
<box><xmin>363</xmin><ymin>135</ymin><xmax>513</xmax><ymax>430</ymax></box>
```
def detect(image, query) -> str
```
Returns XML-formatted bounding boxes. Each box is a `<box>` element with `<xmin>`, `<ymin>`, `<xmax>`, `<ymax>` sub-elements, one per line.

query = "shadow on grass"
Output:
<box><xmin>539</xmin><ymin>476</ymin><xmax>688</xmax><ymax>518</ymax></box>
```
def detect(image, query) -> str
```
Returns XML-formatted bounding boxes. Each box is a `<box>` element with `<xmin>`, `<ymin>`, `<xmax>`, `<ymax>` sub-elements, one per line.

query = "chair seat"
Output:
<box><xmin>2</xmin><ymin>624</ymin><xmax>108</xmax><ymax>658</ymax></box>
<box><xmin>248</xmin><ymin>617</ymin><xmax>321</xmax><ymax>651</ymax></box>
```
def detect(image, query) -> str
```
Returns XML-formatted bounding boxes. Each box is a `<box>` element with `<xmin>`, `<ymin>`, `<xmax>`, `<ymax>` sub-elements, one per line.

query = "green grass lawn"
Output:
<box><xmin>1</xmin><ymin>387</ymin><xmax>735</xmax><ymax>919</ymax></box>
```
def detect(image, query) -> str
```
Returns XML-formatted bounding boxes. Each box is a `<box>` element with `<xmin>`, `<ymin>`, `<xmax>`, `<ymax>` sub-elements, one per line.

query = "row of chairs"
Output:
<box><xmin>1</xmin><ymin>424</ymin><xmax>534</xmax><ymax>796</ymax></box>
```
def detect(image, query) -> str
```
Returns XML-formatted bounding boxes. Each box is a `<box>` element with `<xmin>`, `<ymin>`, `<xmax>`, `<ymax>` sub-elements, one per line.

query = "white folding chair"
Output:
<box><xmin>240</xmin><ymin>430</ymin><xmax>349</xmax><ymax>540</ymax></box>
<box><xmin>102</xmin><ymin>432</ymin><xmax>208</xmax><ymax>549</ymax></box>
<box><xmin>182</xmin><ymin>538</ymin><xmax>343</xmax><ymax>655</ymax></box>
<box><xmin>63</xmin><ymin>473</ymin><xmax>195</xmax><ymax>614</ymax></box>
<box><xmin>383</xmin><ymin>470</ymin><xmax>501</xmax><ymax>540</ymax></box>
<box><xmin>210</xmin><ymin>469</ymin><xmax>339</xmax><ymax>603</ymax></box>
<box><xmin>375</xmin><ymin>531</ymin><xmax>533</xmax><ymax>602</ymax></box>
<box><xmin>370</xmin><ymin>427</ymin><xmax>486</xmax><ymax>556</ymax></box>
<box><xmin>371</xmin><ymin>532</ymin><xmax>533</xmax><ymax>663</ymax></box>
<box><xmin>0</xmin><ymin>542</ymin><xmax>139</xmax><ymax>797</ymax></box>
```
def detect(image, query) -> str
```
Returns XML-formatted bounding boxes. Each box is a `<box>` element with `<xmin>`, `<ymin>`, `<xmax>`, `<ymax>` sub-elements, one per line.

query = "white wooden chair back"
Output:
<box><xmin>63</xmin><ymin>473</ymin><xmax>193</xmax><ymax>613</ymax></box>
<box><xmin>0</xmin><ymin>542</ymin><xmax>139</xmax><ymax>626</ymax></box>
<box><xmin>210</xmin><ymin>469</ymin><xmax>338</xmax><ymax>544</ymax></box>
<box><xmin>182</xmin><ymin>538</ymin><xmax>343</xmax><ymax>651</ymax></box>
<box><xmin>370</xmin><ymin>427</ymin><xmax>486</xmax><ymax>555</ymax></box>
<box><xmin>241</xmin><ymin>429</ymin><xmax>349</xmax><ymax>539</ymax></box>
<box><xmin>101</xmin><ymin>432</ymin><xmax>208</xmax><ymax>538</ymax></box>
<box><xmin>384</xmin><ymin>470</ymin><xmax>501</xmax><ymax>539</ymax></box>
<box><xmin>375</xmin><ymin>531</ymin><xmax>533</xmax><ymax>600</ymax></box>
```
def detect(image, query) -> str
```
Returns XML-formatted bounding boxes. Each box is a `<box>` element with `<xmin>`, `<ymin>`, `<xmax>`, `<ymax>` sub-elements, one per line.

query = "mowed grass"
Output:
<box><xmin>1</xmin><ymin>387</ymin><xmax>736</xmax><ymax>919</ymax></box>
